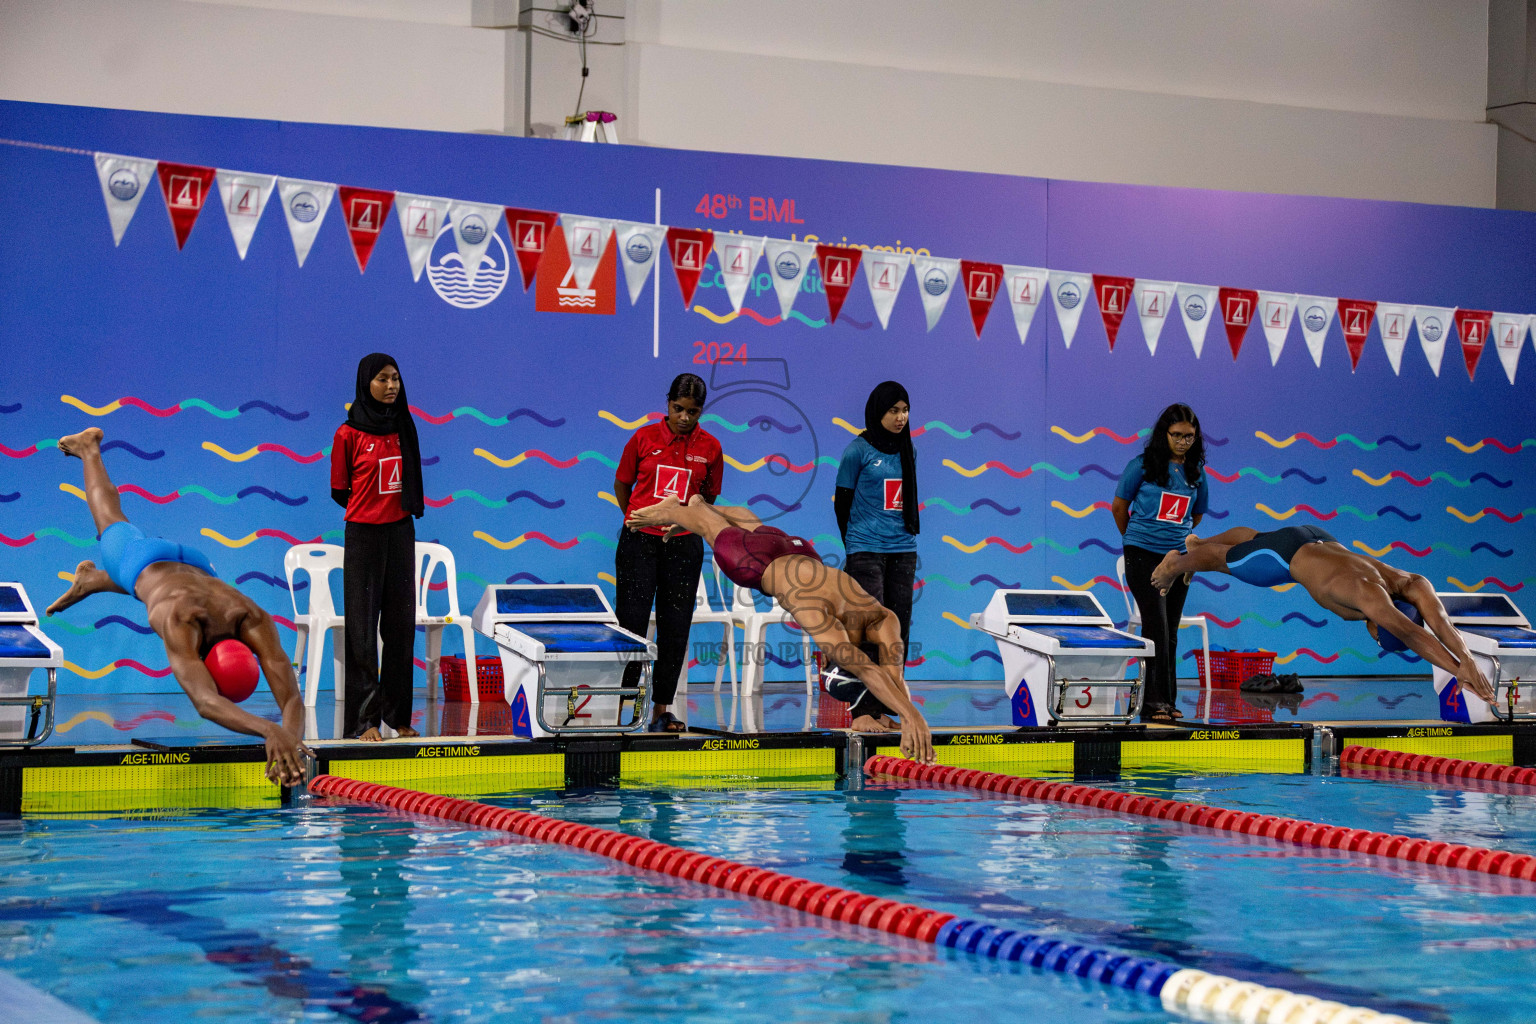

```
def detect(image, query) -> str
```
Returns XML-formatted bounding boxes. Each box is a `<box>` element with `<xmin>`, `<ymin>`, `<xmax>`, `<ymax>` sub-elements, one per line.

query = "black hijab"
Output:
<box><xmin>862</xmin><ymin>380</ymin><xmax>919</xmax><ymax>536</ymax></box>
<box><xmin>347</xmin><ymin>352</ymin><xmax>424</xmax><ymax>518</ymax></box>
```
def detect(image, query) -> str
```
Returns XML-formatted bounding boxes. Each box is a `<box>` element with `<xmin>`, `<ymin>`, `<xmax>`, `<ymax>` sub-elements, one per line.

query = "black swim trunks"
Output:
<box><xmin>1225</xmin><ymin>525</ymin><xmax>1339</xmax><ymax>587</ymax></box>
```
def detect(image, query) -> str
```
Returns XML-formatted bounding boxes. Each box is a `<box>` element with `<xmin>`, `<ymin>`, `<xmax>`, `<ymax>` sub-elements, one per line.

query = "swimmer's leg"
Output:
<box><xmin>59</xmin><ymin>428</ymin><xmax>129</xmax><ymax>535</ymax></box>
<box><xmin>46</xmin><ymin>559</ymin><xmax>127</xmax><ymax>616</ymax></box>
<box><xmin>1151</xmin><ymin>541</ymin><xmax>1235</xmax><ymax>594</ymax></box>
<box><xmin>1187</xmin><ymin>527</ymin><xmax>1259</xmax><ymax>549</ymax></box>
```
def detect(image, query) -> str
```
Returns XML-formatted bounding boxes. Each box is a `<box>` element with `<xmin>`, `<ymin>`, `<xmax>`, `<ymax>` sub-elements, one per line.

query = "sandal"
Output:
<box><xmin>1141</xmin><ymin>704</ymin><xmax>1179</xmax><ymax>726</ymax></box>
<box><xmin>648</xmin><ymin>711</ymin><xmax>687</xmax><ymax>733</ymax></box>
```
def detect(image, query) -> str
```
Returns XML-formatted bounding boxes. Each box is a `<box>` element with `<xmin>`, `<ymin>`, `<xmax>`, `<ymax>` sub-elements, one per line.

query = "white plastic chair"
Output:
<box><xmin>284</xmin><ymin>544</ymin><xmax>347</xmax><ymax>709</ymax></box>
<box><xmin>1116</xmin><ymin>554</ymin><xmax>1211</xmax><ymax>688</ymax></box>
<box><xmin>414</xmin><ymin>542</ymin><xmax>478</xmax><ymax>705</ymax></box>
<box><xmin>730</xmin><ymin>581</ymin><xmax>816</xmax><ymax>697</ymax></box>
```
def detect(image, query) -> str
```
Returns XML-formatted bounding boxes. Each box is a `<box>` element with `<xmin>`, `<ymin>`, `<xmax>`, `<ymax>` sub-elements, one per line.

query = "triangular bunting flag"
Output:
<box><xmin>1376</xmin><ymin>303</ymin><xmax>1413</xmax><ymax>376</ymax></box>
<box><xmin>614</xmin><ymin>221</ymin><xmax>667</xmax><ymax>305</ymax></box>
<box><xmin>394</xmin><ymin>192</ymin><xmax>450</xmax><ymax>282</ymax></box>
<box><xmin>1337</xmin><ymin>298</ymin><xmax>1377</xmax><ymax>372</ymax></box>
<box><xmin>1131</xmin><ymin>279</ymin><xmax>1175</xmax><ymax>355</ymax></box>
<box><xmin>503</xmin><ymin>207</ymin><xmax>560</xmax><ymax>291</ymax></box>
<box><xmin>336</xmin><ymin>186</ymin><xmax>395</xmax><ymax>273</ymax></box>
<box><xmin>1296</xmin><ymin>296</ymin><xmax>1336</xmax><ymax>368</ymax></box>
<box><xmin>1454</xmin><ymin>309</ymin><xmax>1492</xmax><ymax>381</ymax></box>
<box><xmin>717</xmin><ymin>234</ymin><xmax>768</xmax><ymax>315</ymax></box>
<box><xmin>1491</xmin><ymin>312</ymin><xmax>1531</xmax><ymax>385</ymax></box>
<box><xmin>1218</xmin><ymin>287</ymin><xmax>1258</xmax><ymax>361</ymax></box>
<box><xmin>912</xmin><ymin>256</ymin><xmax>960</xmax><ymax>332</ymax></box>
<box><xmin>1002</xmin><ymin>265</ymin><xmax>1048</xmax><ymax>345</ymax></box>
<box><xmin>447</xmin><ymin>201</ymin><xmax>503</xmax><ymax>289</ymax></box>
<box><xmin>1256</xmin><ymin>291</ymin><xmax>1296</xmax><ymax>366</ymax></box>
<box><xmin>959</xmin><ymin>260</ymin><xmax>1003</xmax><ymax>338</ymax></box>
<box><xmin>275</xmin><ymin>178</ymin><xmax>334</xmax><ymax>268</ymax></box>
<box><xmin>1176</xmin><ymin>284</ymin><xmax>1219</xmax><ymax>358</ymax></box>
<box><xmin>214</xmin><ymin>170</ymin><xmax>275</xmax><ymax>260</ymax></box>
<box><xmin>156</xmin><ymin>161</ymin><xmax>217</xmax><ymax>250</ymax></box>
<box><xmin>666</xmin><ymin>227</ymin><xmax>714</xmax><ymax>308</ymax></box>
<box><xmin>1092</xmin><ymin>274</ymin><xmax>1135</xmax><ymax>350</ymax></box>
<box><xmin>816</xmin><ymin>245</ymin><xmax>863</xmax><ymax>324</ymax></box>
<box><xmin>94</xmin><ymin>153</ymin><xmax>157</xmax><ymax>246</ymax></box>
<box><xmin>861</xmin><ymin>250</ymin><xmax>911</xmax><ymax>329</ymax></box>
<box><xmin>1414</xmin><ymin>305</ymin><xmax>1454</xmax><ymax>377</ymax></box>
<box><xmin>562</xmin><ymin>216</ymin><xmax>615</xmax><ymax>291</ymax></box>
<box><xmin>1049</xmin><ymin>271</ymin><xmax>1093</xmax><ymax>348</ymax></box>
<box><xmin>763</xmin><ymin>239</ymin><xmax>816</xmax><ymax>321</ymax></box>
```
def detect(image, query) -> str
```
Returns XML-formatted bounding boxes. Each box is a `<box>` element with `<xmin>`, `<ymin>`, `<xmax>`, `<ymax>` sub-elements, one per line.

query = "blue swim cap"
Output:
<box><xmin>1373</xmin><ymin>599</ymin><xmax>1423</xmax><ymax>653</ymax></box>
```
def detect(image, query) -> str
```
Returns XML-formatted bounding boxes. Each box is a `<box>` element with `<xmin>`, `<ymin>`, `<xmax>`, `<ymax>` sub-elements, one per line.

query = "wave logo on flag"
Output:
<box><xmin>1296</xmin><ymin>296</ymin><xmax>1336</xmax><ymax>368</ymax></box>
<box><xmin>764</xmin><ymin>239</ymin><xmax>816</xmax><ymax>320</ymax></box>
<box><xmin>535</xmin><ymin>223</ymin><xmax>616</xmax><ymax>315</ymax></box>
<box><xmin>1218</xmin><ymin>287</ymin><xmax>1258</xmax><ymax>360</ymax></box>
<box><xmin>1176</xmin><ymin>284</ymin><xmax>1219</xmax><ymax>358</ymax></box>
<box><xmin>276</xmin><ymin>178</ymin><xmax>334</xmax><ymax>268</ymax></box>
<box><xmin>1414</xmin><ymin>305</ymin><xmax>1454</xmax><ymax>377</ymax></box>
<box><xmin>1454</xmin><ymin>309</ymin><xmax>1492</xmax><ymax>381</ymax></box>
<box><xmin>427</xmin><ymin>221</ymin><xmax>510</xmax><ymax>309</ymax></box>
<box><xmin>95</xmin><ymin>153</ymin><xmax>157</xmax><ymax>246</ymax></box>
<box><xmin>614</xmin><ymin>221</ymin><xmax>667</xmax><ymax>305</ymax></box>
<box><xmin>1049</xmin><ymin>271</ymin><xmax>1093</xmax><ymax>347</ymax></box>
<box><xmin>912</xmin><ymin>256</ymin><xmax>960</xmax><ymax>332</ymax></box>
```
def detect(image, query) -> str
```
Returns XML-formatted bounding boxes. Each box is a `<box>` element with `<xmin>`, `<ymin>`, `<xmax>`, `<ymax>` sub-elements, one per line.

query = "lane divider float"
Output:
<box><xmin>863</xmin><ymin>755</ymin><xmax>1536</xmax><ymax>881</ymax></box>
<box><xmin>307</xmin><ymin>774</ymin><xmax>1425</xmax><ymax>1024</ymax></box>
<box><xmin>1340</xmin><ymin>744</ymin><xmax>1536</xmax><ymax>788</ymax></box>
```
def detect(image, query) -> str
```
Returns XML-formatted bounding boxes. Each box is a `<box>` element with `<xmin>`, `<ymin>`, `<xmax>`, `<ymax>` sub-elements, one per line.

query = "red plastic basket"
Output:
<box><xmin>439</xmin><ymin>655</ymin><xmax>504</xmax><ymax>702</ymax></box>
<box><xmin>1191</xmin><ymin>649</ymin><xmax>1277</xmax><ymax>690</ymax></box>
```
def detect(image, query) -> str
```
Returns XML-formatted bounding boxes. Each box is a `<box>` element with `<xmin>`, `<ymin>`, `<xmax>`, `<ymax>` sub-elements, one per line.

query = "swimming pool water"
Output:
<box><xmin>2</xmin><ymin>769</ymin><xmax>1534</xmax><ymax>1023</ymax></box>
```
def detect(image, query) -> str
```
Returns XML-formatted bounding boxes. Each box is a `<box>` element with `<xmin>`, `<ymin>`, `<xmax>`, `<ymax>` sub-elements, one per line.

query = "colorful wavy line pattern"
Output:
<box><xmin>691</xmin><ymin>305</ymin><xmax>872</xmax><ymax>330</ymax></box>
<box><xmin>940</xmin><ymin>535</ymin><xmax>1033</xmax><ymax>555</ymax></box>
<box><xmin>1051</xmin><ymin>426</ymin><xmax>1147</xmax><ymax>444</ymax></box>
<box><xmin>200</xmin><ymin>527</ymin><xmax>340</xmax><ymax>548</ymax></box>
<box><xmin>0</xmin><ymin>403</ymin><xmax>19</xmax><ymax>414</ymax></box>
<box><xmin>60</xmin><ymin>482</ymin><xmax>306</xmax><ymax>506</ymax></box>
<box><xmin>472</xmin><ymin>530</ymin><xmax>616</xmax><ymax>551</ymax></box>
<box><xmin>1255</xmin><ymin>431</ymin><xmax>1420</xmax><ymax>451</ymax></box>
<box><xmin>55</xmin><ymin>710</ymin><xmax>178</xmax><ymax>733</ymax></box>
<box><xmin>202</xmin><ymin>441</ymin><xmax>327</xmax><ymax>464</ymax></box>
<box><xmin>1207</xmin><ymin>468</ymin><xmax>1326</xmax><ymax>485</ymax></box>
<box><xmin>423</xmin><ymin>489</ymin><xmax>565</xmax><ymax>510</ymax></box>
<box><xmin>1</xmin><ymin>527</ymin><xmax>94</xmax><ymax>548</ymax></box>
<box><xmin>1446</xmin><ymin>507</ymin><xmax>1533</xmax><ymax>523</ymax></box>
<box><xmin>1353</xmin><ymin>469</ymin><xmax>1511</xmax><ymax>488</ymax></box>
<box><xmin>1050</xmin><ymin>500</ymin><xmax>1111</xmax><ymax>518</ymax></box>
<box><xmin>61</xmin><ymin>394</ymin><xmax>308</xmax><ymax>420</ymax></box>
<box><xmin>409</xmin><ymin>406</ymin><xmax>564</xmax><ymax>427</ymax></box>
<box><xmin>1255</xmin><ymin>503</ymin><xmax>1422</xmax><ymax>522</ymax></box>
<box><xmin>921</xmin><ymin>498</ymin><xmax>1023</xmax><ymax>516</ymax></box>
<box><xmin>1445</xmin><ymin>436</ymin><xmax>1536</xmax><ymax>453</ymax></box>
<box><xmin>1447</xmin><ymin>576</ymin><xmax>1525</xmax><ymax>593</ymax></box>
<box><xmin>831</xmin><ymin>417</ymin><xmax>1020</xmax><ymax>440</ymax></box>
<box><xmin>722</xmin><ymin>454</ymin><xmax>836</xmax><ymax>473</ymax></box>
<box><xmin>473</xmin><ymin>448</ymin><xmax>618</xmax><ymax>470</ymax></box>
<box><xmin>942</xmin><ymin>459</ymin><xmax>1117</xmax><ymax>481</ymax></box>
<box><xmin>64</xmin><ymin>658</ymin><xmax>174</xmax><ymax>679</ymax></box>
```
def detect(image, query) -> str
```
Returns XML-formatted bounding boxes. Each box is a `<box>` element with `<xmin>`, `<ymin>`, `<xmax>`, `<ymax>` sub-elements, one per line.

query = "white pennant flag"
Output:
<box><xmin>1001</xmin><ymin>265</ymin><xmax>1048</xmax><ymax>345</ymax></box>
<box><xmin>394</xmin><ymin>192</ymin><xmax>450</xmax><ymax>282</ymax></box>
<box><xmin>215</xmin><ymin>170</ymin><xmax>275</xmax><ymax>260</ymax></box>
<box><xmin>447</xmin><ymin>200</ymin><xmax>502</xmax><ymax>288</ymax></box>
<box><xmin>1256</xmin><ymin>291</ymin><xmax>1297</xmax><ymax>366</ymax></box>
<box><xmin>1492</xmin><ymin>312</ymin><xmax>1531</xmax><ymax>385</ymax></box>
<box><xmin>275</xmin><ymin>178</ymin><xmax>334</xmax><ymax>268</ymax></box>
<box><xmin>1131</xmin><ymin>279</ymin><xmax>1176</xmax><ymax>355</ymax></box>
<box><xmin>911</xmin><ymin>256</ymin><xmax>960</xmax><ymax>331</ymax></box>
<box><xmin>861</xmin><ymin>251</ymin><xmax>911</xmax><ymax>329</ymax></box>
<box><xmin>716</xmin><ymin>234</ymin><xmax>767</xmax><ymax>315</ymax></box>
<box><xmin>94</xmin><ymin>153</ymin><xmax>157</xmax><ymax>246</ymax></box>
<box><xmin>1295</xmin><ymin>296</ymin><xmax>1336</xmax><ymax>368</ymax></box>
<box><xmin>1049</xmin><ymin>271</ymin><xmax>1093</xmax><ymax>348</ymax></box>
<box><xmin>763</xmin><ymin>239</ymin><xmax>817</xmax><ymax>320</ymax></box>
<box><xmin>1376</xmin><ymin>303</ymin><xmax>1413</xmax><ymax>375</ymax></box>
<box><xmin>1175</xmin><ymin>284</ymin><xmax>1219</xmax><ymax>358</ymax></box>
<box><xmin>1413</xmin><ymin>305</ymin><xmax>1454</xmax><ymax>377</ymax></box>
<box><xmin>562</xmin><ymin>216</ymin><xmax>614</xmax><ymax>291</ymax></box>
<box><xmin>614</xmin><ymin>221</ymin><xmax>667</xmax><ymax>305</ymax></box>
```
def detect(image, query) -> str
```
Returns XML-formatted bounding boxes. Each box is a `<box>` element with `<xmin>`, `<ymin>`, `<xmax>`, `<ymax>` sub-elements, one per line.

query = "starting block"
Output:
<box><xmin>0</xmin><ymin>583</ymin><xmax>60</xmax><ymax>747</ymax></box>
<box><xmin>1432</xmin><ymin>592</ymin><xmax>1536</xmax><ymax>723</ymax></box>
<box><xmin>471</xmin><ymin>584</ymin><xmax>654</xmax><ymax>738</ymax></box>
<box><xmin>970</xmin><ymin>589</ymin><xmax>1152</xmax><ymax>726</ymax></box>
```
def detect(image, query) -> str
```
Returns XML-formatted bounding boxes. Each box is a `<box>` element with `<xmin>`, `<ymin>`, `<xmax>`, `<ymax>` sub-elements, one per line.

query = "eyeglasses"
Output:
<box><xmin>1167</xmin><ymin>430</ymin><xmax>1197</xmax><ymax>443</ymax></box>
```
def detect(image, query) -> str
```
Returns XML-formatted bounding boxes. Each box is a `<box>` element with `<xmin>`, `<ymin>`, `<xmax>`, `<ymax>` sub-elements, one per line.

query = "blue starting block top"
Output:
<box><xmin>1004</xmin><ymin>592</ymin><xmax>1102</xmax><ymax>618</ymax></box>
<box><xmin>1440</xmin><ymin>593</ymin><xmax>1523</xmax><ymax>620</ymax></box>
<box><xmin>496</xmin><ymin>587</ymin><xmax>609</xmax><ymax>616</ymax></box>
<box><xmin>1461</xmin><ymin>625</ymin><xmax>1536</xmax><ymax>648</ymax></box>
<box><xmin>1029</xmin><ymin>624</ymin><xmax>1146</xmax><ymax>649</ymax></box>
<box><xmin>516</xmin><ymin>622</ymin><xmax>649</xmax><ymax>654</ymax></box>
<box><xmin>0</xmin><ymin>586</ymin><xmax>27</xmax><ymax>615</ymax></box>
<box><xmin>0</xmin><ymin>624</ymin><xmax>52</xmax><ymax>659</ymax></box>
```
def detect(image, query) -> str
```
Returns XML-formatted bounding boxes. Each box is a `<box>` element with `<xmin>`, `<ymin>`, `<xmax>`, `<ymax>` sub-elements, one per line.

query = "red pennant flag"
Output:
<box><xmin>1218</xmin><ymin>287</ymin><xmax>1258</xmax><ymax>360</ymax></box>
<box><xmin>155</xmin><ymin>162</ymin><xmax>216</xmax><ymax>249</ymax></box>
<box><xmin>1336</xmin><ymin>299</ymin><xmax>1378</xmax><ymax>372</ymax></box>
<box><xmin>816</xmin><ymin>245</ymin><xmax>863</xmax><ymax>324</ymax></box>
<box><xmin>666</xmin><ymin>227</ymin><xmax>714</xmax><ymax>308</ymax></box>
<box><xmin>1454</xmin><ymin>308</ymin><xmax>1492</xmax><ymax>381</ymax></box>
<box><xmin>958</xmin><ymin>260</ymin><xmax>1003</xmax><ymax>338</ymax></box>
<box><xmin>336</xmin><ymin>187</ymin><xmax>395</xmax><ymax>273</ymax></box>
<box><xmin>503</xmin><ymin>207</ymin><xmax>560</xmax><ymax>291</ymax></box>
<box><xmin>1092</xmin><ymin>274</ymin><xmax>1136</xmax><ymax>350</ymax></box>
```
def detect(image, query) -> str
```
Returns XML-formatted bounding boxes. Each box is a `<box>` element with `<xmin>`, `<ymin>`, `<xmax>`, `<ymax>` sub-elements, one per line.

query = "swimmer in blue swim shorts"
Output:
<box><xmin>1149</xmin><ymin>526</ymin><xmax>1495</xmax><ymax>704</ymax></box>
<box><xmin>44</xmin><ymin>427</ymin><xmax>311</xmax><ymax>783</ymax></box>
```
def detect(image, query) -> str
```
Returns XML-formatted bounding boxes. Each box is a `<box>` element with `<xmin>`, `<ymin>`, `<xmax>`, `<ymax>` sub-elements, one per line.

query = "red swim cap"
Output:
<box><xmin>205</xmin><ymin>639</ymin><xmax>260</xmax><ymax>702</ymax></box>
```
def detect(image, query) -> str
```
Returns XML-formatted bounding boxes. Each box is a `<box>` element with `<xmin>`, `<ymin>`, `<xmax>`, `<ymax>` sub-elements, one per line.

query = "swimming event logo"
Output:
<box><xmin>107</xmin><ymin>168</ymin><xmax>140</xmax><ymax>202</ymax></box>
<box><xmin>922</xmin><ymin>267</ymin><xmax>949</xmax><ymax>296</ymax></box>
<box><xmin>427</xmin><ymin>223</ymin><xmax>510</xmax><ymax>309</ymax></box>
<box><xmin>1057</xmin><ymin>281</ymin><xmax>1082</xmax><ymax>310</ymax></box>
<box><xmin>1183</xmin><ymin>293</ymin><xmax>1207</xmax><ymax>321</ymax></box>
<box><xmin>457</xmin><ymin>214</ymin><xmax>489</xmax><ymax>246</ymax></box>
<box><xmin>288</xmin><ymin>191</ymin><xmax>320</xmax><ymax>223</ymax></box>
<box><xmin>1420</xmin><ymin>316</ymin><xmax>1443</xmax><ymax>343</ymax></box>
<box><xmin>1302</xmin><ymin>305</ymin><xmax>1328</xmax><ymax>333</ymax></box>
<box><xmin>625</xmin><ymin>234</ymin><xmax>654</xmax><ymax>265</ymax></box>
<box><xmin>774</xmin><ymin>250</ymin><xmax>802</xmax><ymax>280</ymax></box>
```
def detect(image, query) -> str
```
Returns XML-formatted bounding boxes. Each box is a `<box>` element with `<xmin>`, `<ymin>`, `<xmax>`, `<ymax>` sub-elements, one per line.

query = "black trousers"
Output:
<box><xmin>615</xmin><ymin>528</ymin><xmax>703</xmax><ymax>707</ymax></box>
<box><xmin>844</xmin><ymin>550</ymin><xmax>918</xmax><ymax>658</ymax></box>
<box><xmin>1123</xmin><ymin>543</ymin><xmax>1191</xmax><ymax>711</ymax></box>
<box><xmin>344</xmin><ymin>517</ymin><xmax>416</xmax><ymax>736</ymax></box>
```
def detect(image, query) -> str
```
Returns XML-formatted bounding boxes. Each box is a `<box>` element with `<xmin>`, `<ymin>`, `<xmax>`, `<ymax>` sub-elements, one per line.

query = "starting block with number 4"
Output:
<box><xmin>1432</xmin><ymin>592</ymin><xmax>1536</xmax><ymax>723</ymax></box>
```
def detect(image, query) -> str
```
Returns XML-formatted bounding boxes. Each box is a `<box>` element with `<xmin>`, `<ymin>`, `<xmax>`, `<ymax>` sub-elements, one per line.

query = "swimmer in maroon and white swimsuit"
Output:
<box><xmin>626</xmin><ymin>495</ymin><xmax>935</xmax><ymax>764</ymax></box>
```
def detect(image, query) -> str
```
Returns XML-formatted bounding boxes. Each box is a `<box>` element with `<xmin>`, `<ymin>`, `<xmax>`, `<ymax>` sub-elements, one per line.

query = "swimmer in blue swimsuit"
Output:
<box><xmin>45</xmin><ymin>427</ymin><xmax>311</xmax><ymax>783</ymax></box>
<box><xmin>1149</xmin><ymin>526</ymin><xmax>1495</xmax><ymax>704</ymax></box>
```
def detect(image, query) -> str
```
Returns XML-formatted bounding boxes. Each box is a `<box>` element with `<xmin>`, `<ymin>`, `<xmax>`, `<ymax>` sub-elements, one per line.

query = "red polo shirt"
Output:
<box><xmin>616</xmin><ymin>421</ymin><xmax>723</xmax><ymax>535</ymax></box>
<box><xmin>331</xmin><ymin>424</ymin><xmax>406</xmax><ymax>524</ymax></box>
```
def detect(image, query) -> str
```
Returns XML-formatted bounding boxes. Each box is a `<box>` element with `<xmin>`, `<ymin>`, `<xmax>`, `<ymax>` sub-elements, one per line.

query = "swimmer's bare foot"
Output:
<box><xmin>849</xmin><ymin>713</ymin><xmax>899</xmax><ymax>733</ymax></box>
<box><xmin>57</xmin><ymin>427</ymin><xmax>104</xmax><ymax>459</ymax></box>
<box><xmin>625</xmin><ymin>494</ymin><xmax>682</xmax><ymax>530</ymax></box>
<box><xmin>47</xmin><ymin>560</ymin><xmax>119</xmax><ymax>615</ymax></box>
<box><xmin>1180</xmin><ymin>535</ymin><xmax>1202</xmax><ymax>584</ymax></box>
<box><xmin>395</xmin><ymin>725</ymin><xmax>419</xmax><ymax>739</ymax></box>
<box><xmin>357</xmin><ymin>727</ymin><xmax>383</xmax><ymax>742</ymax></box>
<box><xmin>1150</xmin><ymin>550</ymin><xmax>1183</xmax><ymax>594</ymax></box>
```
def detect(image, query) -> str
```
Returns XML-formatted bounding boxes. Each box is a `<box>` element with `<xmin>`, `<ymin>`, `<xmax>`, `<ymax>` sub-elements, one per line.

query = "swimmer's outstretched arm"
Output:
<box><xmin>804</xmin><ymin>617</ymin><xmax>932</xmax><ymax>763</ymax></box>
<box><xmin>1377</xmin><ymin>577</ymin><xmax>1496</xmax><ymax>704</ymax></box>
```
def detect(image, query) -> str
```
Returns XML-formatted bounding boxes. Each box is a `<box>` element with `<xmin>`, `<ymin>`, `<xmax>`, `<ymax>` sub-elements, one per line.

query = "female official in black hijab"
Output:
<box><xmin>330</xmin><ymin>353</ymin><xmax>424</xmax><ymax>740</ymax></box>
<box><xmin>834</xmin><ymin>381</ymin><xmax>920</xmax><ymax>665</ymax></box>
